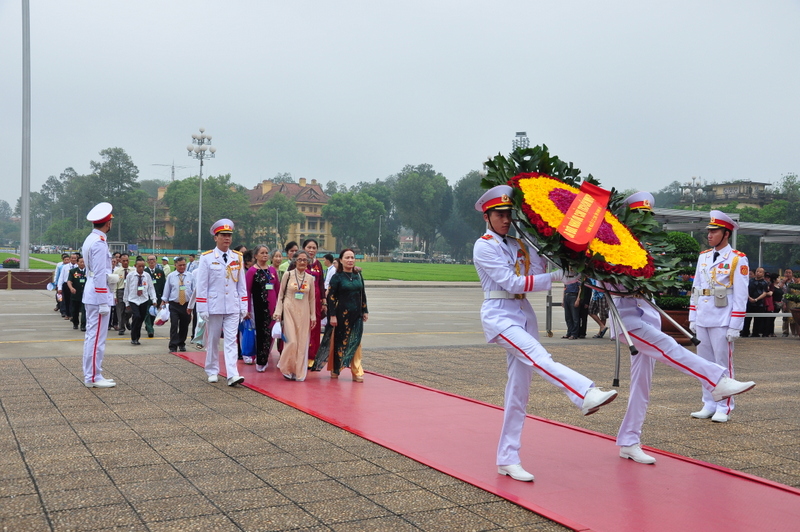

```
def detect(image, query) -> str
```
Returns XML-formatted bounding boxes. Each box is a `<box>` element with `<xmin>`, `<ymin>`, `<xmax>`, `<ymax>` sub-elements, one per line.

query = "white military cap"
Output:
<box><xmin>624</xmin><ymin>191</ymin><xmax>655</xmax><ymax>211</ymax></box>
<box><xmin>210</xmin><ymin>218</ymin><xmax>235</xmax><ymax>235</ymax></box>
<box><xmin>86</xmin><ymin>202</ymin><xmax>113</xmax><ymax>223</ymax></box>
<box><xmin>475</xmin><ymin>185</ymin><xmax>514</xmax><ymax>213</ymax></box>
<box><xmin>707</xmin><ymin>210</ymin><xmax>738</xmax><ymax>231</ymax></box>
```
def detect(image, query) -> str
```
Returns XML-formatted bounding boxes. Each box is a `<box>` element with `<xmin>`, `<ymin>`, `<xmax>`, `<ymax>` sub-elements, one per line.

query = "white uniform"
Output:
<box><xmin>195</xmin><ymin>248</ymin><xmax>248</xmax><ymax>380</ymax></box>
<box><xmin>474</xmin><ymin>229</ymin><xmax>594</xmax><ymax>467</ymax></box>
<box><xmin>610</xmin><ymin>287</ymin><xmax>728</xmax><ymax>447</ymax></box>
<box><xmin>81</xmin><ymin>229</ymin><xmax>114</xmax><ymax>384</ymax></box>
<box><xmin>689</xmin><ymin>245</ymin><xmax>749</xmax><ymax>415</ymax></box>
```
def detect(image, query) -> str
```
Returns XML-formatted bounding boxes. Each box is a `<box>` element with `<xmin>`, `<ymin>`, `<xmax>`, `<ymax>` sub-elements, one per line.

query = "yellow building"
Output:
<box><xmin>150</xmin><ymin>178</ymin><xmax>336</xmax><ymax>252</ymax></box>
<box><xmin>247</xmin><ymin>178</ymin><xmax>336</xmax><ymax>252</ymax></box>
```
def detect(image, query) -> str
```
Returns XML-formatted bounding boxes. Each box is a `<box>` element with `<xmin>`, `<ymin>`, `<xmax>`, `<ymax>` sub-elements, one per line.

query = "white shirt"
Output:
<box><xmin>324</xmin><ymin>264</ymin><xmax>336</xmax><ymax>289</ymax></box>
<box><xmin>123</xmin><ymin>271</ymin><xmax>157</xmax><ymax>306</ymax></box>
<box><xmin>162</xmin><ymin>270</ymin><xmax>194</xmax><ymax>305</ymax></box>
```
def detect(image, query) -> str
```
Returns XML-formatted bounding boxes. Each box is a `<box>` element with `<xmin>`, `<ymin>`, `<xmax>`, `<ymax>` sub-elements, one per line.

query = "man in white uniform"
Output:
<box><xmin>81</xmin><ymin>202</ymin><xmax>119</xmax><ymax>388</ymax></box>
<box><xmin>473</xmin><ymin>185</ymin><xmax>618</xmax><ymax>483</ymax></box>
<box><xmin>195</xmin><ymin>219</ymin><xmax>249</xmax><ymax>386</ymax></box>
<box><xmin>689</xmin><ymin>210</ymin><xmax>749</xmax><ymax>423</ymax></box>
<box><xmin>609</xmin><ymin>193</ymin><xmax>755</xmax><ymax>464</ymax></box>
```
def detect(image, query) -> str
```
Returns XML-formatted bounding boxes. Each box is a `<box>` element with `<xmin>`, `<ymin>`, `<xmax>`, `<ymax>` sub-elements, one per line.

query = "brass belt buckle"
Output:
<box><xmin>514</xmin><ymin>294</ymin><xmax>526</xmax><ymax>300</ymax></box>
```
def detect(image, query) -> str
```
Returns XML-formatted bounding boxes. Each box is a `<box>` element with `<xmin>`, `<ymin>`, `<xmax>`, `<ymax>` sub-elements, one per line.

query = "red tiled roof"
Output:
<box><xmin>247</xmin><ymin>181</ymin><xmax>330</xmax><ymax>206</ymax></box>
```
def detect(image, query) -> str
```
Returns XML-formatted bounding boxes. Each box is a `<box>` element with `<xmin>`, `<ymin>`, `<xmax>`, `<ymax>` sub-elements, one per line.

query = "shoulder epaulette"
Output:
<box><xmin>232</xmin><ymin>249</ymin><xmax>243</xmax><ymax>256</ymax></box>
<box><xmin>732</xmin><ymin>249</ymin><xmax>746</xmax><ymax>257</ymax></box>
<box><xmin>481</xmin><ymin>234</ymin><xmax>493</xmax><ymax>240</ymax></box>
<box><xmin>700</xmin><ymin>248</ymin><xmax>712</xmax><ymax>254</ymax></box>
<box><xmin>201</xmin><ymin>250</ymin><xmax>213</xmax><ymax>255</ymax></box>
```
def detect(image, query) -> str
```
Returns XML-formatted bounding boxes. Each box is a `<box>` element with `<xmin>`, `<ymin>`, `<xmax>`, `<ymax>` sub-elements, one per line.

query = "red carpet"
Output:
<box><xmin>174</xmin><ymin>351</ymin><xmax>800</xmax><ymax>532</ymax></box>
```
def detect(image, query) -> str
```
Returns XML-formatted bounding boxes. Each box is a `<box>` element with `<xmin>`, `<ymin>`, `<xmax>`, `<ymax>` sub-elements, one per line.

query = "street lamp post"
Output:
<box><xmin>187</xmin><ymin>127</ymin><xmax>216</xmax><ymax>252</ymax></box>
<box><xmin>684</xmin><ymin>176</ymin><xmax>702</xmax><ymax>211</ymax></box>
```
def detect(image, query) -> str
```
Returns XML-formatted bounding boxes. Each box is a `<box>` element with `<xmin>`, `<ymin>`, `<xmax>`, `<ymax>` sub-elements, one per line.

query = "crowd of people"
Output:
<box><xmin>58</xmin><ymin>210</ymin><xmax>369</xmax><ymax>390</ymax></box>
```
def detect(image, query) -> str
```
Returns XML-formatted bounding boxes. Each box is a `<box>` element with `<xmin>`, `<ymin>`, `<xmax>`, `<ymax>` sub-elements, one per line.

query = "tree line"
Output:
<box><xmin>7</xmin><ymin>148</ymin><xmax>490</xmax><ymax>260</ymax></box>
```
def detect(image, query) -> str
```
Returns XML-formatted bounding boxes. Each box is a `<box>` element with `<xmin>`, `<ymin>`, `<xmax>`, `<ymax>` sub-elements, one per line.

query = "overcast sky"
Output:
<box><xmin>2</xmin><ymin>1</ymin><xmax>799</xmax><ymax>210</ymax></box>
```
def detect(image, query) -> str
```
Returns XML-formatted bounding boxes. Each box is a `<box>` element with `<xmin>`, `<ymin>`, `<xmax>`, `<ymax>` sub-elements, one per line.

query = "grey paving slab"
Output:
<box><xmin>0</xmin><ymin>288</ymin><xmax>798</xmax><ymax>531</ymax></box>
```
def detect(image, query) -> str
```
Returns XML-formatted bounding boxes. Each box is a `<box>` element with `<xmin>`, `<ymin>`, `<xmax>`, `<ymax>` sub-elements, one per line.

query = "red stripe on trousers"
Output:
<box><xmin>499</xmin><ymin>333</ymin><xmax>584</xmax><ymax>400</ymax></box>
<box><xmin>91</xmin><ymin>315</ymin><xmax>102</xmax><ymax>382</ymax></box>
<box><xmin>629</xmin><ymin>331</ymin><xmax>717</xmax><ymax>388</ymax></box>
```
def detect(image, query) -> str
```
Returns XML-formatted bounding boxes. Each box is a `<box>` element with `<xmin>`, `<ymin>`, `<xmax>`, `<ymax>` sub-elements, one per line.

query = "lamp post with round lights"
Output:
<box><xmin>187</xmin><ymin>128</ymin><xmax>217</xmax><ymax>252</ymax></box>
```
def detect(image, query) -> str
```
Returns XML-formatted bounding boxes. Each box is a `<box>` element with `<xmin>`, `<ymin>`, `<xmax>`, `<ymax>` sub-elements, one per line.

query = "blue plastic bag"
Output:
<box><xmin>239</xmin><ymin>318</ymin><xmax>256</xmax><ymax>358</ymax></box>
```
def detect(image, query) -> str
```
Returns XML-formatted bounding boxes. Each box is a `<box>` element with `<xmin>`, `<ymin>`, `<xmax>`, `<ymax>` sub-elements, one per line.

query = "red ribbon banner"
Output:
<box><xmin>556</xmin><ymin>181</ymin><xmax>611</xmax><ymax>252</ymax></box>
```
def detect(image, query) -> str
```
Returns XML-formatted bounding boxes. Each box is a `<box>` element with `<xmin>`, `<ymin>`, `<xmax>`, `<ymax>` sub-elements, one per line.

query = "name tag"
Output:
<box><xmin>295</xmin><ymin>292</ymin><xmax>304</xmax><ymax>300</ymax></box>
<box><xmin>79</xmin><ymin>279</ymin><xmax>85</xmax><ymax>284</ymax></box>
<box><xmin>137</xmin><ymin>286</ymin><xmax>143</xmax><ymax>293</ymax></box>
<box><xmin>179</xmin><ymin>285</ymin><xmax>186</xmax><ymax>291</ymax></box>
<box><xmin>265</xmin><ymin>283</ymin><xmax>273</xmax><ymax>290</ymax></box>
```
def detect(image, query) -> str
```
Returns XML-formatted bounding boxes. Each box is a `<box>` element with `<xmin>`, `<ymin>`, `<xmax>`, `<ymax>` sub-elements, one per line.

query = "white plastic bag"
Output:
<box><xmin>154</xmin><ymin>307</ymin><xmax>170</xmax><ymax>326</ymax></box>
<box><xmin>271</xmin><ymin>321</ymin><xmax>283</xmax><ymax>340</ymax></box>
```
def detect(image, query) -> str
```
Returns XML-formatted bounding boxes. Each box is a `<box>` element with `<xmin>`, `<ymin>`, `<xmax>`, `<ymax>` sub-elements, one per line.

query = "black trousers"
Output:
<box><xmin>130</xmin><ymin>301</ymin><xmax>151</xmax><ymax>342</ymax></box>
<box><xmin>60</xmin><ymin>282</ymin><xmax>72</xmax><ymax>317</ymax></box>
<box><xmin>168</xmin><ymin>301</ymin><xmax>191</xmax><ymax>350</ymax></box>
<box><xmin>70</xmin><ymin>296</ymin><xmax>86</xmax><ymax>329</ymax></box>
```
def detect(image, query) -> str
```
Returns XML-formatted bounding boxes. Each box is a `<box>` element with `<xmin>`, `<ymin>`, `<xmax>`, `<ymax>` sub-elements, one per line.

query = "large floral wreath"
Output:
<box><xmin>482</xmin><ymin>145</ymin><xmax>679</xmax><ymax>294</ymax></box>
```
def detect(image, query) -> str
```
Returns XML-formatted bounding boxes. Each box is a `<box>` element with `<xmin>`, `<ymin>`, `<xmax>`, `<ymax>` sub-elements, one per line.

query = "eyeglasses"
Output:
<box><xmin>295</xmin><ymin>258</ymin><xmax>308</xmax><ymax>262</ymax></box>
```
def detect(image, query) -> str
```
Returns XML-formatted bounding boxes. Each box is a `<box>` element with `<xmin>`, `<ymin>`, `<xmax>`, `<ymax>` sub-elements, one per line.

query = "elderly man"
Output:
<box><xmin>161</xmin><ymin>256</ymin><xmax>194</xmax><ymax>352</ymax></box>
<box><xmin>473</xmin><ymin>185</ymin><xmax>617</xmax><ymax>482</ymax></box>
<box><xmin>112</xmin><ymin>253</ymin><xmax>132</xmax><ymax>336</ymax></box>
<box><xmin>689</xmin><ymin>210</ymin><xmax>749</xmax><ymax>423</ymax></box>
<box><xmin>144</xmin><ymin>255</ymin><xmax>166</xmax><ymax>338</ymax></box>
<box><xmin>195</xmin><ymin>219</ymin><xmax>249</xmax><ymax>386</ymax></box>
<box><xmin>81</xmin><ymin>203</ymin><xmax>118</xmax><ymax>388</ymax></box>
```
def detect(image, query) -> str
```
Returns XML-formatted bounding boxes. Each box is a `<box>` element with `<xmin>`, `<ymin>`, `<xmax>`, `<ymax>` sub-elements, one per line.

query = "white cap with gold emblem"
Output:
<box><xmin>624</xmin><ymin>191</ymin><xmax>655</xmax><ymax>211</ymax></box>
<box><xmin>475</xmin><ymin>185</ymin><xmax>514</xmax><ymax>213</ymax></box>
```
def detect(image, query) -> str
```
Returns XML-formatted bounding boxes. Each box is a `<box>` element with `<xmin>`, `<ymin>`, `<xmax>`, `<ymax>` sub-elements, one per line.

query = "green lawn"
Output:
<box><xmin>0</xmin><ymin>253</ymin><xmax>55</xmax><ymax>268</ymax></box>
<box><xmin>358</xmin><ymin>262</ymin><xmax>478</xmax><ymax>282</ymax></box>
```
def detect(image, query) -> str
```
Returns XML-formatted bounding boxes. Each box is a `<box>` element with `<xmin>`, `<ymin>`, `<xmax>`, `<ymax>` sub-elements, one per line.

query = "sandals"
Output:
<box><xmin>593</xmin><ymin>327</ymin><xmax>609</xmax><ymax>339</ymax></box>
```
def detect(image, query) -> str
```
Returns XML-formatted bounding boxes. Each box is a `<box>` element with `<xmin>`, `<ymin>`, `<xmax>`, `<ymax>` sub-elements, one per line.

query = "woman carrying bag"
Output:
<box><xmin>273</xmin><ymin>250</ymin><xmax>316</xmax><ymax>381</ymax></box>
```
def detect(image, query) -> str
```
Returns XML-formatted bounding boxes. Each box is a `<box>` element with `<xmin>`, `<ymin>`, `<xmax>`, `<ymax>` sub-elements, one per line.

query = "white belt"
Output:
<box><xmin>484</xmin><ymin>290</ymin><xmax>526</xmax><ymax>300</ymax></box>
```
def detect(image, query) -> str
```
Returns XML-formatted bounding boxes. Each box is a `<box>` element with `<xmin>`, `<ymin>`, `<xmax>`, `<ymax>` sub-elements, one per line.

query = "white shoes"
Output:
<box><xmin>619</xmin><ymin>444</ymin><xmax>656</xmax><ymax>464</ymax></box>
<box><xmin>256</xmin><ymin>364</ymin><xmax>267</xmax><ymax>373</ymax></box>
<box><xmin>712</xmin><ymin>412</ymin><xmax>729</xmax><ymax>423</ymax></box>
<box><xmin>498</xmin><ymin>464</ymin><xmax>535</xmax><ymax>482</ymax></box>
<box><xmin>711</xmin><ymin>377</ymin><xmax>755</xmax><ymax>402</ymax></box>
<box><xmin>84</xmin><ymin>378</ymin><xmax>116</xmax><ymax>388</ymax></box>
<box><xmin>242</xmin><ymin>356</ymin><xmax>254</xmax><ymax>365</ymax></box>
<box><xmin>581</xmin><ymin>387</ymin><xmax>618</xmax><ymax>416</ymax></box>
<box><xmin>207</xmin><ymin>375</ymin><xmax>218</xmax><ymax>383</ymax></box>
<box><xmin>691</xmin><ymin>408</ymin><xmax>715</xmax><ymax>419</ymax></box>
<box><xmin>227</xmin><ymin>376</ymin><xmax>244</xmax><ymax>387</ymax></box>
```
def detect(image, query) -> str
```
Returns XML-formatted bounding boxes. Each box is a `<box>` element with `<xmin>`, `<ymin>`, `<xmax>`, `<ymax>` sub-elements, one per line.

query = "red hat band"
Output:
<box><xmin>214</xmin><ymin>224</ymin><xmax>233</xmax><ymax>234</ymax></box>
<box><xmin>628</xmin><ymin>200</ymin><xmax>652</xmax><ymax>211</ymax></box>
<box><xmin>94</xmin><ymin>213</ymin><xmax>113</xmax><ymax>224</ymax></box>
<box><xmin>482</xmin><ymin>194</ymin><xmax>512</xmax><ymax>212</ymax></box>
<box><xmin>709</xmin><ymin>217</ymin><xmax>734</xmax><ymax>231</ymax></box>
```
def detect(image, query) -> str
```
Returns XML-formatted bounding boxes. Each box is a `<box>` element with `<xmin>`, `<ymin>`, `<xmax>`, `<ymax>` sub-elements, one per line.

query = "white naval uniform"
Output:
<box><xmin>689</xmin><ymin>245</ymin><xmax>748</xmax><ymax>416</ymax></box>
<box><xmin>609</xmin><ymin>287</ymin><xmax>728</xmax><ymax>447</ymax></box>
<box><xmin>195</xmin><ymin>248</ymin><xmax>248</xmax><ymax>380</ymax></box>
<box><xmin>80</xmin><ymin>229</ymin><xmax>114</xmax><ymax>384</ymax></box>
<box><xmin>473</xmin><ymin>229</ymin><xmax>594</xmax><ymax>467</ymax></box>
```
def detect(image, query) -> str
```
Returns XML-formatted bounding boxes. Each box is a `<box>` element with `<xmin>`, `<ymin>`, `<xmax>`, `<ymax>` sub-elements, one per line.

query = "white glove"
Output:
<box><xmin>98</xmin><ymin>304</ymin><xmax>110</xmax><ymax>316</ymax></box>
<box><xmin>240</xmin><ymin>310</ymin><xmax>248</xmax><ymax>322</ymax></box>
<box><xmin>199</xmin><ymin>311</ymin><xmax>209</xmax><ymax>321</ymax></box>
<box><xmin>563</xmin><ymin>272</ymin><xmax>580</xmax><ymax>285</ymax></box>
<box><xmin>549</xmin><ymin>270</ymin><xmax>564</xmax><ymax>282</ymax></box>
<box><xmin>726</xmin><ymin>328</ymin><xmax>740</xmax><ymax>343</ymax></box>
<box><xmin>689</xmin><ymin>321</ymin><xmax>696</xmax><ymax>333</ymax></box>
<box><xmin>106</xmin><ymin>273</ymin><xmax>120</xmax><ymax>287</ymax></box>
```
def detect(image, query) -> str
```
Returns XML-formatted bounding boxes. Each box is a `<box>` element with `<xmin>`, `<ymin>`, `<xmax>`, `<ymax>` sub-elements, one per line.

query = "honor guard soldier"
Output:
<box><xmin>195</xmin><ymin>219</ymin><xmax>249</xmax><ymax>386</ymax></box>
<box><xmin>81</xmin><ymin>202</ymin><xmax>119</xmax><ymax>388</ymax></box>
<box><xmin>689</xmin><ymin>210</ymin><xmax>749</xmax><ymax>423</ymax></box>
<box><xmin>473</xmin><ymin>185</ymin><xmax>618</xmax><ymax>483</ymax></box>
<box><xmin>610</xmin><ymin>194</ymin><xmax>754</xmax><ymax>464</ymax></box>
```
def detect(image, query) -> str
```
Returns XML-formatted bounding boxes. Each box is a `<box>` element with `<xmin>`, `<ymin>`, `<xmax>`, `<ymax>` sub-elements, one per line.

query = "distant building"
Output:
<box><xmin>149</xmin><ymin>178</ymin><xmax>336</xmax><ymax>251</ymax></box>
<box><xmin>247</xmin><ymin>178</ymin><xmax>336</xmax><ymax>252</ymax></box>
<box><xmin>680</xmin><ymin>180</ymin><xmax>774</xmax><ymax>209</ymax></box>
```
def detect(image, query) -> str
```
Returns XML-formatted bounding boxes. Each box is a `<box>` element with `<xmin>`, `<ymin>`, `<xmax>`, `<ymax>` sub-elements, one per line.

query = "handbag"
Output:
<box><xmin>240</xmin><ymin>319</ymin><xmax>256</xmax><ymax>357</ymax></box>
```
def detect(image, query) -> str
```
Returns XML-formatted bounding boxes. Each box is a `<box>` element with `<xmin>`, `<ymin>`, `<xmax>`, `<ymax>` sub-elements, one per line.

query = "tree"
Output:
<box><xmin>89</xmin><ymin>147</ymin><xmax>139</xmax><ymax>199</ymax></box>
<box><xmin>139</xmin><ymin>179</ymin><xmax>170</xmax><ymax>198</ymax></box>
<box><xmin>442</xmin><ymin>170</ymin><xmax>487</xmax><ymax>260</ymax></box>
<box><xmin>0</xmin><ymin>200</ymin><xmax>12</xmax><ymax>221</ymax></box>
<box><xmin>354</xmin><ymin>178</ymin><xmax>399</xmax><ymax>252</ymax></box>
<box><xmin>271</xmin><ymin>172</ymin><xmax>295</xmax><ymax>184</ymax></box>
<box><xmin>392</xmin><ymin>164</ymin><xmax>452</xmax><ymax>255</ymax></box>
<box><xmin>324</xmin><ymin>181</ymin><xmax>350</xmax><ymax>196</ymax></box>
<box><xmin>652</xmin><ymin>181</ymin><xmax>684</xmax><ymax>209</ymax></box>
<box><xmin>322</xmin><ymin>191</ymin><xmax>386</xmax><ymax>251</ymax></box>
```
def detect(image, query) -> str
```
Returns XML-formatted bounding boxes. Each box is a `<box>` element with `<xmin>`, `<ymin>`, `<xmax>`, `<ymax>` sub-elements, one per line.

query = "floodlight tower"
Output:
<box><xmin>187</xmin><ymin>128</ymin><xmax>217</xmax><ymax>252</ymax></box>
